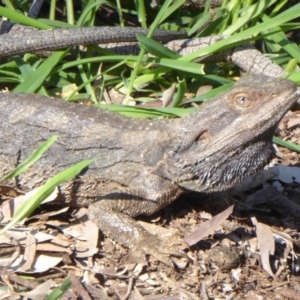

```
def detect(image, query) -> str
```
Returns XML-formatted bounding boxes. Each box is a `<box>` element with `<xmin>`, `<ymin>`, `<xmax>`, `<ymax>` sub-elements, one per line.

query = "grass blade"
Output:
<box><xmin>273</xmin><ymin>137</ymin><xmax>300</xmax><ymax>153</ymax></box>
<box><xmin>0</xmin><ymin>159</ymin><xmax>94</xmax><ymax>235</ymax></box>
<box><xmin>0</xmin><ymin>136</ymin><xmax>58</xmax><ymax>183</ymax></box>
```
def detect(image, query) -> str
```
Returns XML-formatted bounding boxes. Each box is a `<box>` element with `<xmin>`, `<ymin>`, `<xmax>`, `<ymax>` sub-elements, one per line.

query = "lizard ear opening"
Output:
<box><xmin>195</xmin><ymin>130</ymin><xmax>210</xmax><ymax>144</ymax></box>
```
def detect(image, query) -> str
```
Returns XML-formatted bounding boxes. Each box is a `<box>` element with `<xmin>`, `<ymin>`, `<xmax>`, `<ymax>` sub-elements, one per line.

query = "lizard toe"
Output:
<box><xmin>132</xmin><ymin>231</ymin><xmax>190</xmax><ymax>267</ymax></box>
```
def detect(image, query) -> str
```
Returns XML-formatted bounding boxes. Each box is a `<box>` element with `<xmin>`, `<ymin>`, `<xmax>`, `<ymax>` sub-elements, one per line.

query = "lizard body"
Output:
<box><xmin>0</xmin><ymin>75</ymin><xmax>298</xmax><ymax>264</ymax></box>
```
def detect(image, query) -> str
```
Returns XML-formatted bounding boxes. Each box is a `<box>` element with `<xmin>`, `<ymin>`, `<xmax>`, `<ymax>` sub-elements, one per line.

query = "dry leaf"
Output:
<box><xmin>10</xmin><ymin>253</ymin><xmax>63</xmax><ymax>273</ymax></box>
<box><xmin>162</xmin><ymin>83</ymin><xmax>176</xmax><ymax>107</ymax></box>
<box><xmin>1</xmin><ymin>187</ymin><xmax>58</xmax><ymax>219</ymax></box>
<box><xmin>21</xmin><ymin>279</ymin><xmax>54</xmax><ymax>300</ymax></box>
<box><xmin>251</xmin><ymin>217</ymin><xmax>275</xmax><ymax>278</ymax></box>
<box><xmin>20</xmin><ymin>232</ymin><xmax>37</xmax><ymax>272</ymax></box>
<box><xmin>184</xmin><ymin>205</ymin><xmax>234</xmax><ymax>246</ymax></box>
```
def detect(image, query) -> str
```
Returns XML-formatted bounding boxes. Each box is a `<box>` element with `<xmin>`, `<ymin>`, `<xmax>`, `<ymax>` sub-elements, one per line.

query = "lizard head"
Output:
<box><xmin>170</xmin><ymin>75</ymin><xmax>299</xmax><ymax>193</ymax></box>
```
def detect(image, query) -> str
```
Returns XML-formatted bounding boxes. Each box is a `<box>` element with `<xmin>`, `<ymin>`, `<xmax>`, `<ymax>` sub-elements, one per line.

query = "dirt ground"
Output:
<box><xmin>2</xmin><ymin>111</ymin><xmax>300</xmax><ymax>300</ymax></box>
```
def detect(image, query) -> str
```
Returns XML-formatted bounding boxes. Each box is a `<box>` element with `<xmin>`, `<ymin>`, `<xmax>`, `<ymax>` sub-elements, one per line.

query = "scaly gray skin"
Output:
<box><xmin>0</xmin><ymin>75</ymin><xmax>298</xmax><ymax>265</ymax></box>
<box><xmin>0</xmin><ymin>26</ymin><xmax>186</xmax><ymax>58</ymax></box>
<box><xmin>183</xmin><ymin>0</ymin><xmax>222</xmax><ymax>8</ymax></box>
<box><xmin>152</xmin><ymin>0</ymin><xmax>222</xmax><ymax>9</ymax></box>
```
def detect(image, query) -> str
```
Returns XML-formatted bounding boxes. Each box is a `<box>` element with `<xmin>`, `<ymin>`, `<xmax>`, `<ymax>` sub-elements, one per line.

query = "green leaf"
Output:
<box><xmin>180</xmin><ymin>3</ymin><xmax>300</xmax><ymax>62</ymax></box>
<box><xmin>223</xmin><ymin>0</ymin><xmax>277</xmax><ymax>35</ymax></box>
<box><xmin>45</xmin><ymin>278</ymin><xmax>72</xmax><ymax>300</ymax></box>
<box><xmin>0</xmin><ymin>136</ymin><xmax>58</xmax><ymax>183</ymax></box>
<box><xmin>13</xmin><ymin>50</ymin><xmax>68</xmax><ymax>93</ymax></box>
<box><xmin>137</xmin><ymin>34</ymin><xmax>180</xmax><ymax>59</ymax></box>
<box><xmin>261</xmin><ymin>14</ymin><xmax>300</xmax><ymax>64</ymax></box>
<box><xmin>284</xmin><ymin>72</ymin><xmax>300</xmax><ymax>85</ymax></box>
<box><xmin>273</xmin><ymin>137</ymin><xmax>300</xmax><ymax>153</ymax></box>
<box><xmin>172</xmin><ymin>78</ymin><xmax>186</xmax><ymax>108</ymax></box>
<box><xmin>0</xmin><ymin>6</ymin><xmax>51</xmax><ymax>29</ymax></box>
<box><xmin>98</xmin><ymin>104</ymin><xmax>194</xmax><ymax>118</ymax></box>
<box><xmin>0</xmin><ymin>159</ymin><xmax>94</xmax><ymax>236</ymax></box>
<box><xmin>158</xmin><ymin>58</ymin><xmax>205</xmax><ymax>74</ymax></box>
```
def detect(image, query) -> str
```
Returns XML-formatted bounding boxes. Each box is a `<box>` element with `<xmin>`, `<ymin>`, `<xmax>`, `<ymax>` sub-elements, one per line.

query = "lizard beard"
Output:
<box><xmin>176</xmin><ymin>139</ymin><xmax>275</xmax><ymax>193</ymax></box>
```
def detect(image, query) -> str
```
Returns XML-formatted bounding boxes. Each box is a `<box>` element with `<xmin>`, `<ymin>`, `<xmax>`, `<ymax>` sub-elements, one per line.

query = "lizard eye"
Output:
<box><xmin>237</xmin><ymin>96</ymin><xmax>247</xmax><ymax>104</ymax></box>
<box><xmin>234</xmin><ymin>93</ymin><xmax>249</xmax><ymax>106</ymax></box>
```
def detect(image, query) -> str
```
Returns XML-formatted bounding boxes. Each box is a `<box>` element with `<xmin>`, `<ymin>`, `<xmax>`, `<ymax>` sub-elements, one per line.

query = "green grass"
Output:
<box><xmin>45</xmin><ymin>278</ymin><xmax>72</xmax><ymax>300</ymax></box>
<box><xmin>0</xmin><ymin>136</ymin><xmax>58</xmax><ymax>183</ymax></box>
<box><xmin>1</xmin><ymin>0</ymin><xmax>300</xmax><ymax>108</ymax></box>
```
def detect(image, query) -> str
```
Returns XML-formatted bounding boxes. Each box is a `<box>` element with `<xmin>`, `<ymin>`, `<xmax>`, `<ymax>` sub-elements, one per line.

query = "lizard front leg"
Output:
<box><xmin>81</xmin><ymin>175</ymin><xmax>184</xmax><ymax>266</ymax></box>
<box><xmin>87</xmin><ymin>204</ymin><xmax>186</xmax><ymax>266</ymax></box>
<box><xmin>62</xmin><ymin>167</ymin><xmax>188</xmax><ymax>265</ymax></box>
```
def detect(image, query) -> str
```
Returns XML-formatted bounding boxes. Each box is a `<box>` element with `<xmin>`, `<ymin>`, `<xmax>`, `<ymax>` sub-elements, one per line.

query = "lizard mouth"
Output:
<box><xmin>258</xmin><ymin>88</ymin><xmax>299</xmax><ymax>129</ymax></box>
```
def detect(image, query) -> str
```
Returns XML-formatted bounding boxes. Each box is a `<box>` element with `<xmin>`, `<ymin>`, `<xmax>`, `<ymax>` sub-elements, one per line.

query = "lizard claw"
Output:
<box><xmin>132</xmin><ymin>230</ymin><xmax>190</xmax><ymax>267</ymax></box>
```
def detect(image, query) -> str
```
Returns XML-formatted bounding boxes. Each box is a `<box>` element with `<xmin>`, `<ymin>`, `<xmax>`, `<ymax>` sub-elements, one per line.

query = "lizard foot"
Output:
<box><xmin>87</xmin><ymin>205</ymin><xmax>189</xmax><ymax>266</ymax></box>
<box><xmin>131</xmin><ymin>229</ymin><xmax>189</xmax><ymax>267</ymax></box>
